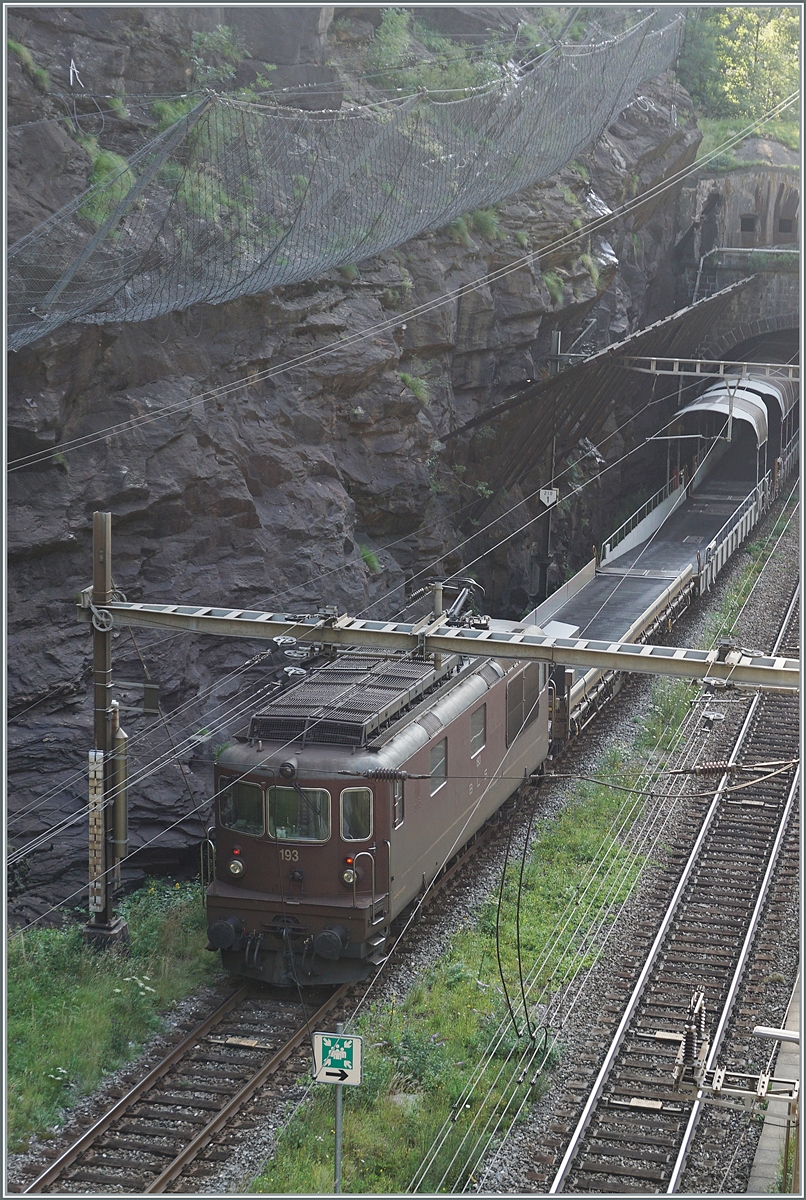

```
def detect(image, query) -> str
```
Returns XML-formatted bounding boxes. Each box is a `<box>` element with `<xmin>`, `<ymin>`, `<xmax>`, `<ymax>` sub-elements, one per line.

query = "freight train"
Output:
<box><xmin>205</xmin><ymin>369</ymin><xmax>798</xmax><ymax>986</ymax></box>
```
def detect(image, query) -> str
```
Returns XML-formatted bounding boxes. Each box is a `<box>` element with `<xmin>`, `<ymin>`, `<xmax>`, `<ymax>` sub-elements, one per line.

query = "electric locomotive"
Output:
<box><xmin>206</xmin><ymin>640</ymin><xmax>550</xmax><ymax>985</ymax></box>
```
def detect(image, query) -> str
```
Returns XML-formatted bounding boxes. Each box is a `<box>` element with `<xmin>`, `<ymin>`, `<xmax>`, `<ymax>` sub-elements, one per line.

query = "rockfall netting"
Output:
<box><xmin>8</xmin><ymin>11</ymin><xmax>684</xmax><ymax>350</ymax></box>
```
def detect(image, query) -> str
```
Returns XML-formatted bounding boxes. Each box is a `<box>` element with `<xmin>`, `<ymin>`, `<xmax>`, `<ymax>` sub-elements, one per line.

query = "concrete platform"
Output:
<box><xmin>746</xmin><ymin>969</ymin><xmax>800</xmax><ymax>1195</ymax></box>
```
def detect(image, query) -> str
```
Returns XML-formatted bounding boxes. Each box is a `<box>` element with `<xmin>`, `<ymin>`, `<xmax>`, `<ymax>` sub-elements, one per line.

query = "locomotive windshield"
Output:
<box><xmin>268</xmin><ymin>786</ymin><xmax>330</xmax><ymax>842</ymax></box>
<box><xmin>219</xmin><ymin>781</ymin><xmax>264</xmax><ymax>837</ymax></box>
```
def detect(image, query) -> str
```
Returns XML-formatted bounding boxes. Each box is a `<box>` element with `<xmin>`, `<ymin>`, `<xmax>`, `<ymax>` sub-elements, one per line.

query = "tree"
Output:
<box><xmin>677</xmin><ymin>7</ymin><xmax>800</xmax><ymax>120</ymax></box>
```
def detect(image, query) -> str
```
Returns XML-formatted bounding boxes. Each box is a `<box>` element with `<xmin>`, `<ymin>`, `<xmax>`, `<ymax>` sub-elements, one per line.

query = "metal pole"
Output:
<box><xmin>433</xmin><ymin>582</ymin><xmax>443</xmax><ymax>672</ymax></box>
<box><xmin>84</xmin><ymin>512</ymin><xmax>129</xmax><ymax>949</ymax></box>
<box><xmin>92</xmin><ymin>511</ymin><xmax>113</xmax><ymax>926</ymax></box>
<box><xmin>334</xmin><ymin>1021</ymin><xmax>344</xmax><ymax>1194</ymax></box>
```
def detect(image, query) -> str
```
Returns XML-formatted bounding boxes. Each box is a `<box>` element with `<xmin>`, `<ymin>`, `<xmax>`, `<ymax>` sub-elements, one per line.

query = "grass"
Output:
<box><xmin>252</xmin><ymin>744</ymin><xmax>647</xmax><ymax>1194</ymax></box>
<box><xmin>360</xmin><ymin>545</ymin><xmax>381</xmax><ymax>574</ymax></box>
<box><xmin>447</xmin><ymin>216</ymin><xmax>473</xmax><ymax>248</ymax></box>
<box><xmin>339</xmin><ymin>264</ymin><xmax>359</xmax><ymax>282</ymax></box>
<box><xmin>470</xmin><ymin>208</ymin><xmax>502</xmax><ymax>240</ymax></box>
<box><xmin>7</xmin><ymin>879</ymin><xmax>219</xmax><ymax>1151</ymax></box>
<box><xmin>77</xmin><ymin>146</ymin><xmax>136</xmax><ymax>229</ymax></box>
<box><xmin>150</xmin><ymin>96</ymin><xmax>196</xmax><ymax>133</ymax></box>
<box><xmin>8</xmin><ymin>36</ymin><xmax>50</xmax><ymax>91</ymax></box>
<box><xmin>542</xmin><ymin>270</ymin><xmax>565</xmax><ymax>306</ymax></box>
<box><xmin>251</xmin><ymin>491</ymin><xmax>799</xmax><ymax>1193</ymax></box>
<box><xmin>400</xmin><ymin>372</ymin><xmax>429</xmax><ymax>404</ymax></box>
<box><xmin>697</xmin><ymin>116</ymin><xmax>800</xmax><ymax>171</ymax></box>
<box><xmin>580</xmin><ymin>252</ymin><xmax>600</xmax><ymax>290</ymax></box>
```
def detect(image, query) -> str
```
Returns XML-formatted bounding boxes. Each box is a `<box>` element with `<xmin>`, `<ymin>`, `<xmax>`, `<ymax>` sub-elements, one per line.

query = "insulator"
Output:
<box><xmin>363</xmin><ymin>768</ymin><xmax>407</xmax><ymax>780</ymax></box>
<box><xmin>683</xmin><ymin>1024</ymin><xmax>698</xmax><ymax>1067</ymax></box>
<box><xmin>696</xmin><ymin>1004</ymin><xmax>707</xmax><ymax>1041</ymax></box>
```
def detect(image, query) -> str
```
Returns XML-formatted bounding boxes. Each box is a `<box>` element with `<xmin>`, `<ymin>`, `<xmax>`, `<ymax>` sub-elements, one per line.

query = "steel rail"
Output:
<box><xmin>548</xmin><ymin>584</ymin><xmax>800</xmax><ymax>1194</ymax></box>
<box><xmin>22</xmin><ymin>983</ymin><xmax>251</xmax><ymax>1194</ymax></box>
<box><xmin>145</xmin><ymin>984</ymin><xmax>349</xmax><ymax>1192</ymax></box>
<box><xmin>666</xmin><ymin>765</ymin><xmax>800</xmax><ymax>1192</ymax></box>
<box><xmin>547</xmin><ymin>661</ymin><xmax>774</xmax><ymax>1192</ymax></box>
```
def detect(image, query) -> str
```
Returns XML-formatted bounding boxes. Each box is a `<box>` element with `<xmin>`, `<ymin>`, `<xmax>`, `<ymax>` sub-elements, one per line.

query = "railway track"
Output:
<box><xmin>20</xmin><ymin>984</ymin><xmax>346</xmax><ymax>1194</ymax></box>
<box><xmin>16</xmin><ymin>780</ymin><xmax>520</xmax><ymax>1195</ymax></box>
<box><xmin>546</xmin><ymin>586</ymin><xmax>800</xmax><ymax>1194</ymax></box>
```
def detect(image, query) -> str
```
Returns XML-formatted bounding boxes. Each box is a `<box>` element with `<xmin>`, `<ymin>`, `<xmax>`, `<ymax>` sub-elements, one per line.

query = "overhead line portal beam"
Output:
<box><xmin>76</xmin><ymin>599</ymin><xmax>799</xmax><ymax>691</ymax></box>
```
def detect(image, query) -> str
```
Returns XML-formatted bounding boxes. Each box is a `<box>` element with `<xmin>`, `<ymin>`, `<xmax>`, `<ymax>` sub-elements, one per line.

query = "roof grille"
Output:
<box><xmin>248</xmin><ymin>655</ymin><xmax>447</xmax><ymax>747</ymax></box>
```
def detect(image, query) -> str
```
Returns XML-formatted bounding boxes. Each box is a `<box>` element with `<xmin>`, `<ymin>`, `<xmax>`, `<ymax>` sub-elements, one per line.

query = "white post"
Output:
<box><xmin>334</xmin><ymin>1021</ymin><xmax>344</xmax><ymax>1194</ymax></box>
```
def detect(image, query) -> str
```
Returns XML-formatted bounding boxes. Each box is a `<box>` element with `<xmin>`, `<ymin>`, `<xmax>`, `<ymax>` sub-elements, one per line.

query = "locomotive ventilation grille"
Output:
<box><xmin>248</xmin><ymin>654</ymin><xmax>455</xmax><ymax>746</ymax></box>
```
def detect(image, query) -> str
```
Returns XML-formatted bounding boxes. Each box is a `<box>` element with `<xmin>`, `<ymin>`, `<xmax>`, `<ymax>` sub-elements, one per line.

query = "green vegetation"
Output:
<box><xmin>253</xmin><ymin>738</ymin><xmax>648</xmax><ymax>1194</ymax></box>
<box><xmin>77</xmin><ymin>143</ymin><xmax>136</xmax><ymax>229</ymax></box>
<box><xmin>542</xmin><ymin>270</ymin><xmax>565</xmax><ymax>306</ymax></box>
<box><xmin>150</xmin><ymin>96</ymin><xmax>196</xmax><ymax>132</ymax></box>
<box><xmin>400</xmin><ymin>372</ymin><xmax>429</xmax><ymax>404</ymax></box>
<box><xmin>515</xmin><ymin>230</ymin><xmax>529</xmax><ymax>249</ymax></box>
<box><xmin>339</xmin><ymin>263</ymin><xmax>359</xmax><ymax>282</ymax></box>
<box><xmin>7</xmin><ymin>879</ymin><xmax>219</xmax><ymax>1150</ymax></box>
<box><xmin>7</xmin><ymin>36</ymin><xmax>49</xmax><ymax>91</ymax></box>
<box><xmin>676</xmin><ymin>7</ymin><xmax>799</xmax><ymax>123</ymax></box>
<box><xmin>580</xmin><ymin>252</ymin><xmax>600</xmax><ymax>290</ymax></box>
<box><xmin>744</xmin><ymin>250</ymin><xmax>798</xmax><ymax>271</ymax></box>
<box><xmin>447</xmin><ymin>215</ymin><xmax>473</xmax><ymax>248</ymax></box>
<box><xmin>367</xmin><ymin>8</ymin><xmax>510</xmax><ymax>96</ymax></box>
<box><xmin>108</xmin><ymin>94</ymin><xmax>129</xmax><ymax>120</ymax></box>
<box><xmin>360</xmin><ymin>545</ymin><xmax>381</xmax><ymax>574</ymax></box>
<box><xmin>189</xmin><ymin>24</ymin><xmax>245</xmax><ymax>87</ymax></box>
<box><xmin>470</xmin><ymin>208</ymin><xmax>502</xmax><ymax>240</ymax></box>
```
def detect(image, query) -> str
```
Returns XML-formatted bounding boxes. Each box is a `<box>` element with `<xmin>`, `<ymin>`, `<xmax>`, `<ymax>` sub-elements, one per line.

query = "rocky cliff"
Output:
<box><xmin>6</xmin><ymin>6</ymin><xmax>700</xmax><ymax>920</ymax></box>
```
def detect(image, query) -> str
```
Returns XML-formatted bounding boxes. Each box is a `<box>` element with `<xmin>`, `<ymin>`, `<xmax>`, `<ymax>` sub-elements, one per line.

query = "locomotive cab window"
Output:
<box><xmin>219</xmin><ymin>780</ymin><xmax>264</xmax><ymax>837</ymax></box>
<box><xmin>430</xmin><ymin>738</ymin><xmax>447</xmax><ymax>794</ymax></box>
<box><xmin>393</xmin><ymin>778</ymin><xmax>404</xmax><ymax>827</ymax></box>
<box><xmin>470</xmin><ymin>704</ymin><xmax>486</xmax><ymax>757</ymax></box>
<box><xmin>268</xmin><ymin>786</ymin><xmax>330</xmax><ymax>842</ymax></box>
<box><xmin>341</xmin><ymin>787</ymin><xmax>372</xmax><ymax>841</ymax></box>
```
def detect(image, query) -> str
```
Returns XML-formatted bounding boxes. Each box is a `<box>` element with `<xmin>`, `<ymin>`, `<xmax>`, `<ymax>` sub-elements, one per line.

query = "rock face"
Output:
<box><xmin>6</xmin><ymin>7</ymin><xmax>700</xmax><ymax>921</ymax></box>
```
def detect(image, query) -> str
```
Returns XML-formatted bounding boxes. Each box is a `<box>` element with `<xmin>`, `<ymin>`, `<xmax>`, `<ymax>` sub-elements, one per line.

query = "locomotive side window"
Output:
<box><xmin>268</xmin><ymin>786</ymin><xmax>330</xmax><ymax>842</ymax></box>
<box><xmin>340</xmin><ymin>787</ymin><xmax>373</xmax><ymax>841</ymax></box>
<box><xmin>430</xmin><ymin>738</ymin><xmax>447</xmax><ymax>794</ymax></box>
<box><xmin>219</xmin><ymin>780</ymin><xmax>264</xmax><ymax>837</ymax></box>
<box><xmin>393</xmin><ymin>778</ymin><xmax>404</xmax><ymax>827</ymax></box>
<box><xmin>470</xmin><ymin>704</ymin><xmax>486</xmax><ymax>756</ymax></box>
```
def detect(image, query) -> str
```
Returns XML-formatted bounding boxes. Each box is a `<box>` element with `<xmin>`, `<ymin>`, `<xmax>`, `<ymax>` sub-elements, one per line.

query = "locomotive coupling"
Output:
<box><xmin>206</xmin><ymin>915</ymin><xmax>245</xmax><ymax>950</ymax></box>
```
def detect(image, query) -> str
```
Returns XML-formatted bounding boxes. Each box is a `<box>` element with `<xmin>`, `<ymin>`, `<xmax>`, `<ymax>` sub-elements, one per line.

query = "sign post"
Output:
<box><xmin>313</xmin><ymin>1024</ymin><xmax>363</xmax><ymax>1194</ymax></box>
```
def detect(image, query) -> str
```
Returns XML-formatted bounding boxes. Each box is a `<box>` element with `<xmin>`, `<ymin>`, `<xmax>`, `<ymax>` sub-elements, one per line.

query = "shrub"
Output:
<box><xmin>339</xmin><ymin>263</ymin><xmax>359</xmax><ymax>281</ymax></box>
<box><xmin>189</xmin><ymin>24</ymin><xmax>244</xmax><ymax>86</ymax></box>
<box><xmin>515</xmin><ymin>230</ymin><xmax>529</xmax><ymax>249</ymax></box>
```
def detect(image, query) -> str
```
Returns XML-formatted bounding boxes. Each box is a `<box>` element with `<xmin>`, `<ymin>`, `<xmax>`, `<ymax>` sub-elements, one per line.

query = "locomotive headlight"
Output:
<box><xmin>279</xmin><ymin>759</ymin><xmax>297</xmax><ymax>780</ymax></box>
<box><xmin>228</xmin><ymin>858</ymin><xmax>245</xmax><ymax>877</ymax></box>
<box><xmin>341</xmin><ymin>856</ymin><xmax>356</xmax><ymax>886</ymax></box>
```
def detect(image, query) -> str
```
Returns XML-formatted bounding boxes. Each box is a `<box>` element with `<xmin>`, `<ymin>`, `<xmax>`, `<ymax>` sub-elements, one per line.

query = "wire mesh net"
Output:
<box><xmin>8</xmin><ymin>12</ymin><xmax>684</xmax><ymax>351</ymax></box>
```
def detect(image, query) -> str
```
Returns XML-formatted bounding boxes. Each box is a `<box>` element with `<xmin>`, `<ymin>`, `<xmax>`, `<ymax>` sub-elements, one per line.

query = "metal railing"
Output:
<box><xmin>601</xmin><ymin>476</ymin><xmax>681</xmax><ymax>562</ymax></box>
<box><xmin>698</xmin><ymin>471</ymin><xmax>772</xmax><ymax>594</ymax></box>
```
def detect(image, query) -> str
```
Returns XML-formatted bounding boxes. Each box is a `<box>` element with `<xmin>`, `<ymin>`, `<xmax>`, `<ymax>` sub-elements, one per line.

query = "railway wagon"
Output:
<box><xmin>207</xmin><ymin>650</ymin><xmax>550</xmax><ymax>985</ymax></box>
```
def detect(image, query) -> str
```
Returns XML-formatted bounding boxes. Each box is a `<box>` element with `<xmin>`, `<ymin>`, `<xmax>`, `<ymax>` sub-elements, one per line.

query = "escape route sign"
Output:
<box><xmin>313</xmin><ymin>1032</ymin><xmax>363</xmax><ymax>1086</ymax></box>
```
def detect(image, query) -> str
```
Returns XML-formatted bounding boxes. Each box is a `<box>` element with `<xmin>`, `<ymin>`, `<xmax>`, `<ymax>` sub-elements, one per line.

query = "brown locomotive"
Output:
<box><xmin>207</xmin><ymin>646</ymin><xmax>549</xmax><ymax>985</ymax></box>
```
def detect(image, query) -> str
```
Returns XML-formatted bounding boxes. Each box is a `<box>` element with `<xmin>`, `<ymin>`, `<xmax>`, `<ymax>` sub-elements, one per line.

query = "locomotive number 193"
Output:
<box><xmin>280</xmin><ymin>848</ymin><xmax>299</xmax><ymax>861</ymax></box>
